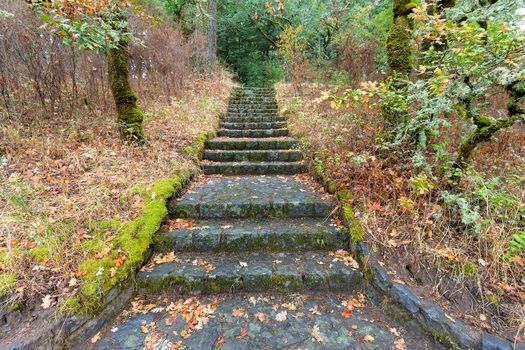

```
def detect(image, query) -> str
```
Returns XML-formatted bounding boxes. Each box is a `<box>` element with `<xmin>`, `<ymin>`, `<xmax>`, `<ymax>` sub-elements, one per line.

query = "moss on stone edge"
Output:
<box><xmin>183</xmin><ymin>131</ymin><xmax>211</xmax><ymax>166</ymax></box>
<box><xmin>341</xmin><ymin>203</ymin><xmax>366</xmax><ymax>243</ymax></box>
<box><xmin>61</xmin><ymin>132</ymin><xmax>210</xmax><ymax>316</ymax></box>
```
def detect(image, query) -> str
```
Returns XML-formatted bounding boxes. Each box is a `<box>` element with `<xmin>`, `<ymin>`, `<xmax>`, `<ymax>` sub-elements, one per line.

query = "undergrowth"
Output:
<box><xmin>0</xmin><ymin>73</ymin><xmax>233</xmax><ymax>313</ymax></box>
<box><xmin>278</xmin><ymin>82</ymin><xmax>525</xmax><ymax>339</ymax></box>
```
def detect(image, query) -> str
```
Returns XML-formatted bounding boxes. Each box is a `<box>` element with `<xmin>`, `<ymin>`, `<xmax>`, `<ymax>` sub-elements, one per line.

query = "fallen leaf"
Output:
<box><xmin>232</xmin><ymin>308</ymin><xmax>246</xmax><ymax>317</ymax></box>
<box><xmin>240</xmin><ymin>327</ymin><xmax>248</xmax><ymax>337</ymax></box>
<box><xmin>275</xmin><ymin>310</ymin><xmax>287</xmax><ymax>322</ymax></box>
<box><xmin>282</xmin><ymin>303</ymin><xmax>296</xmax><ymax>311</ymax></box>
<box><xmin>41</xmin><ymin>295</ymin><xmax>53</xmax><ymax>309</ymax></box>
<box><xmin>363</xmin><ymin>335</ymin><xmax>375</xmax><ymax>343</ymax></box>
<box><xmin>312</xmin><ymin>325</ymin><xmax>323</xmax><ymax>343</ymax></box>
<box><xmin>254</xmin><ymin>312</ymin><xmax>267</xmax><ymax>323</ymax></box>
<box><xmin>90</xmin><ymin>332</ymin><xmax>101</xmax><ymax>344</ymax></box>
<box><xmin>342</xmin><ymin>308</ymin><xmax>353</xmax><ymax>319</ymax></box>
<box><xmin>394</xmin><ymin>338</ymin><xmax>407</xmax><ymax>350</ymax></box>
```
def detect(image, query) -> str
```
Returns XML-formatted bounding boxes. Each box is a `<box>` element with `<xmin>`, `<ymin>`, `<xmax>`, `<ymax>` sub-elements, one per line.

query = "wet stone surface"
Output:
<box><xmin>92</xmin><ymin>293</ymin><xmax>443</xmax><ymax>350</ymax></box>
<box><xmin>136</xmin><ymin>251</ymin><xmax>363</xmax><ymax>294</ymax></box>
<box><xmin>168</xmin><ymin>175</ymin><xmax>334</xmax><ymax>219</ymax></box>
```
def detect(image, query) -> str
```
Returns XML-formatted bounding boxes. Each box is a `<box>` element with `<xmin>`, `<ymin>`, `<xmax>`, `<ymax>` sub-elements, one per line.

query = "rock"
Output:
<box><xmin>482</xmin><ymin>332</ymin><xmax>512</xmax><ymax>350</ymax></box>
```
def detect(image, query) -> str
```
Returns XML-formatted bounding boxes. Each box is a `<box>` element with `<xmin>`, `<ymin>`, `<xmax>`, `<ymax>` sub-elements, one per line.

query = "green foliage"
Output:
<box><xmin>217</xmin><ymin>0</ymin><xmax>388</xmax><ymax>85</ymax></box>
<box><xmin>34</xmin><ymin>2</ymin><xmax>140</xmax><ymax>53</ymax></box>
<box><xmin>506</xmin><ymin>232</ymin><xmax>525</xmax><ymax>258</ymax></box>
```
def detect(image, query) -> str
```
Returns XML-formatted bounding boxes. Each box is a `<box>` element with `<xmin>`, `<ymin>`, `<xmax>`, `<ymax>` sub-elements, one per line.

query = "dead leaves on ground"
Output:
<box><xmin>329</xmin><ymin>250</ymin><xmax>359</xmax><ymax>269</ymax></box>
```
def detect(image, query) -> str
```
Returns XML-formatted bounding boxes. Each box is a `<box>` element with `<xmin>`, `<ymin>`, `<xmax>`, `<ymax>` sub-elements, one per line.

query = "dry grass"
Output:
<box><xmin>278</xmin><ymin>82</ymin><xmax>525</xmax><ymax>341</ymax></box>
<box><xmin>0</xmin><ymin>72</ymin><xmax>234</xmax><ymax>305</ymax></box>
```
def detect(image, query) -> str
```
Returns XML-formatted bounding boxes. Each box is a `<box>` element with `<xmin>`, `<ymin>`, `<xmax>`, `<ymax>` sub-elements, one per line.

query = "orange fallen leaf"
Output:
<box><xmin>240</xmin><ymin>327</ymin><xmax>247</xmax><ymax>337</ymax></box>
<box><xmin>364</xmin><ymin>334</ymin><xmax>375</xmax><ymax>342</ymax></box>
<box><xmin>342</xmin><ymin>308</ymin><xmax>353</xmax><ymax>319</ymax></box>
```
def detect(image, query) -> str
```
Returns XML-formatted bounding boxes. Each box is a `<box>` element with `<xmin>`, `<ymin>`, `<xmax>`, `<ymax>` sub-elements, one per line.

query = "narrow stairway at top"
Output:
<box><xmin>92</xmin><ymin>87</ymin><xmax>441</xmax><ymax>350</ymax></box>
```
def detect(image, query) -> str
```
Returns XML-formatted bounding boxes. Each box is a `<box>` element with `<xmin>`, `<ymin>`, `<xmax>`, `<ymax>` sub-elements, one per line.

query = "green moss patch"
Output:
<box><xmin>341</xmin><ymin>203</ymin><xmax>366</xmax><ymax>243</ymax></box>
<box><xmin>0</xmin><ymin>273</ymin><xmax>18</xmax><ymax>298</ymax></box>
<box><xmin>65</xmin><ymin>132</ymin><xmax>210</xmax><ymax>315</ymax></box>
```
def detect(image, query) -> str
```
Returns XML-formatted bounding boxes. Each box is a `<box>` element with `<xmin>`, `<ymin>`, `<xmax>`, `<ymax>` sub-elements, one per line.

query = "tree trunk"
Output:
<box><xmin>381</xmin><ymin>0</ymin><xmax>416</xmax><ymax>142</ymax></box>
<box><xmin>207</xmin><ymin>0</ymin><xmax>217</xmax><ymax>75</ymax></box>
<box><xmin>107</xmin><ymin>42</ymin><xmax>145</xmax><ymax>143</ymax></box>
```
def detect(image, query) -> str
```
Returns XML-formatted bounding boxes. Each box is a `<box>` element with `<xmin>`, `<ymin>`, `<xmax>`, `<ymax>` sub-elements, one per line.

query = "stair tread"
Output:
<box><xmin>159</xmin><ymin>218</ymin><xmax>348</xmax><ymax>253</ymax></box>
<box><xmin>168</xmin><ymin>175</ymin><xmax>333</xmax><ymax>218</ymax></box>
<box><xmin>137</xmin><ymin>250</ymin><xmax>362</xmax><ymax>294</ymax></box>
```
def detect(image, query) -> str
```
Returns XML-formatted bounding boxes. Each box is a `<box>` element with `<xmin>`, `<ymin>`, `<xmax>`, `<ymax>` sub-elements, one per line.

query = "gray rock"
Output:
<box><xmin>391</xmin><ymin>283</ymin><xmax>421</xmax><ymax>314</ymax></box>
<box><xmin>482</xmin><ymin>332</ymin><xmax>512</xmax><ymax>350</ymax></box>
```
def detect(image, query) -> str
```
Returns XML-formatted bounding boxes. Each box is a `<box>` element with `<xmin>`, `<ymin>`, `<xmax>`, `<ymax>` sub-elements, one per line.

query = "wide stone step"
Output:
<box><xmin>206</xmin><ymin>137</ymin><xmax>298</xmax><ymax>150</ymax></box>
<box><xmin>157</xmin><ymin>218</ymin><xmax>349</xmax><ymax>253</ymax></box>
<box><xmin>230</xmin><ymin>98</ymin><xmax>276</xmax><ymax>103</ymax></box>
<box><xmin>221</xmin><ymin>121</ymin><xmax>287</xmax><ymax>130</ymax></box>
<box><xmin>168</xmin><ymin>175</ymin><xmax>334</xmax><ymax>219</ymax></box>
<box><xmin>229</xmin><ymin>108</ymin><xmax>279</xmax><ymax>113</ymax></box>
<box><xmin>229</xmin><ymin>102</ymin><xmax>278</xmax><ymax>108</ymax></box>
<box><xmin>95</xmin><ymin>293</ymin><xmax>439</xmax><ymax>350</ymax></box>
<box><xmin>137</xmin><ymin>251</ymin><xmax>363</xmax><ymax>294</ymax></box>
<box><xmin>202</xmin><ymin>161</ymin><xmax>306</xmax><ymax>175</ymax></box>
<box><xmin>225</xmin><ymin>116</ymin><xmax>285</xmax><ymax>123</ymax></box>
<box><xmin>217</xmin><ymin>129</ymin><xmax>289</xmax><ymax>138</ymax></box>
<box><xmin>203</xmin><ymin>149</ymin><xmax>302</xmax><ymax>162</ymax></box>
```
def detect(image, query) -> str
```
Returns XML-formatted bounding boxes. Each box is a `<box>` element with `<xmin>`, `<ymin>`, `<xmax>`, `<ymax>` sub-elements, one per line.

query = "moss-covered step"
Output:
<box><xmin>203</xmin><ymin>150</ymin><xmax>303</xmax><ymax>162</ymax></box>
<box><xmin>229</xmin><ymin>101</ymin><xmax>277</xmax><ymax>106</ymax></box>
<box><xmin>157</xmin><ymin>218</ymin><xmax>348</xmax><ymax>253</ymax></box>
<box><xmin>225</xmin><ymin>116</ymin><xmax>286</xmax><ymax>123</ymax></box>
<box><xmin>217</xmin><ymin>129</ymin><xmax>289</xmax><ymax>138</ymax></box>
<box><xmin>228</xmin><ymin>106</ymin><xmax>278</xmax><ymax>112</ymax></box>
<box><xmin>228</xmin><ymin>102</ymin><xmax>279</xmax><ymax>111</ymax></box>
<box><xmin>205</xmin><ymin>137</ymin><xmax>298</xmax><ymax>150</ymax></box>
<box><xmin>168</xmin><ymin>175</ymin><xmax>334</xmax><ymax>219</ymax></box>
<box><xmin>221</xmin><ymin>122</ymin><xmax>287</xmax><ymax>130</ymax></box>
<box><xmin>229</xmin><ymin>98</ymin><xmax>277</xmax><ymax>104</ymax></box>
<box><xmin>202</xmin><ymin>161</ymin><xmax>306</xmax><ymax>175</ymax></box>
<box><xmin>136</xmin><ymin>251</ymin><xmax>363</xmax><ymax>295</ymax></box>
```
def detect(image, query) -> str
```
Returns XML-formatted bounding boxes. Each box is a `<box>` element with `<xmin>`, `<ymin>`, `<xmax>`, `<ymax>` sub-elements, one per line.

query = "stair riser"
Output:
<box><xmin>229</xmin><ymin>99</ymin><xmax>276</xmax><ymax>103</ymax></box>
<box><xmin>169</xmin><ymin>201</ymin><xmax>334</xmax><ymax>219</ymax></box>
<box><xmin>217</xmin><ymin>129</ymin><xmax>289</xmax><ymax>138</ymax></box>
<box><xmin>228</xmin><ymin>105</ymin><xmax>279</xmax><ymax>113</ymax></box>
<box><xmin>137</xmin><ymin>262</ymin><xmax>363</xmax><ymax>295</ymax></box>
<box><xmin>206</xmin><ymin>139</ymin><xmax>298</xmax><ymax>150</ymax></box>
<box><xmin>202</xmin><ymin>163</ymin><xmax>306</xmax><ymax>175</ymax></box>
<box><xmin>221</xmin><ymin>122</ymin><xmax>287</xmax><ymax>130</ymax></box>
<box><xmin>203</xmin><ymin>151</ymin><xmax>302</xmax><ymax>162</ymax></box>
<box><xmin>225</xmin><ymin>117</ymin><xmax>285</xmax><ymax>123</ymax></box>
<box><xmin>156</xmin><ymin>230</ymin><xmax>349</xmax><ymax>253</ymax></box>
<box><xmin>228</xmin><ymin>100</ymin><xmax>278</xmax><ymax>109</ymax></box>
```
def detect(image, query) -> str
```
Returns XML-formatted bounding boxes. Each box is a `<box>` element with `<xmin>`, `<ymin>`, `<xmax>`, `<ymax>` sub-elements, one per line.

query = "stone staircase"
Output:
<box><xmin>137</xmin><ymin>87</ymin><xmax>363</xmax><ymax>295</ymax></box>
<box><xmin>92</xmin><ymin>87</ymin><xmax>443</xmax><ymax>350</ymax></box>
<box><xmin>201</xmin><ymin>87</ymin><xmax>307</xmax><ymax>176</ymax></box>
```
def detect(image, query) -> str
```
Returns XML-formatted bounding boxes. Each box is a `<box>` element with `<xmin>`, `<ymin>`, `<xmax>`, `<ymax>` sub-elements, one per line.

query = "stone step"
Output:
<box><xmin>137</xmin><ymin>251</ymin><xmax>363</xmax><ymax>294</ymax></box>
<box><xmin>203</xmin><ymin>149</ymin><xmax>302</xmax><ymax>162</ymax></box>
<box><xmin>202</xmin><ymin>161</ymin><xmax>306</xmax><ymax>175</ymax></box>
<box><xmin>229</xmin><ymin>102</ymin><xmax>278</xmax><ymax>107</ymax></box>
<box><xmin>225</xmin><ymin>116</ymin><xmax>285</xmax><ymax>123</ymax></box>
<box><xmin>217</xmin><ymin>128</ymin><xmax>289</xmax><ymax>138</ymax></box>
<box><xmin>206</xmin><ymin>137</ymin><xmax>298</xmax><ymax>150</ymax></box>
<box><xmin>229</xmin><ymin>98</ymin><xmax>276</xmax><ymax>102</ymax></box>
<box><xmin>168</xmin><ymin>175</ymin><xmax>334</xmax><ymax>219</ymax></box>
<box><xmin>95</xmin><ymin>293</ymin><xmax>439</xmax><ymax>350</ymax></box>
<box><xmin>156</xmin><ymin>218</ymin><xmax>349</xmax><ymax>253</ymax></box>
<box><xmin>228</xmin><ymin>107</ymin><xmax>278</xmax><ymax>113</ymax></box>
<box><xmin>221</xmin><ymin>121</ymin><xmax>287</xmax><ymax>130</ymax></box>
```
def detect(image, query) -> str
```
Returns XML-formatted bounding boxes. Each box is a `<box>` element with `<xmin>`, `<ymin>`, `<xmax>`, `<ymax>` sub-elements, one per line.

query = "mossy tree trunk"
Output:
<box><xmin>107</xmin><ymin>42</ymin><xmax>145</xmax><ymax>144</ymax></box>
<box><xmin>452</xmin><ymin>80</ymin><xmax>524</xmax><ymax>185</ymax></box>
<box><xmin>382</xmin><ymin>0</ymin><xmax>416</xmax><ymax>142</ymax></box>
